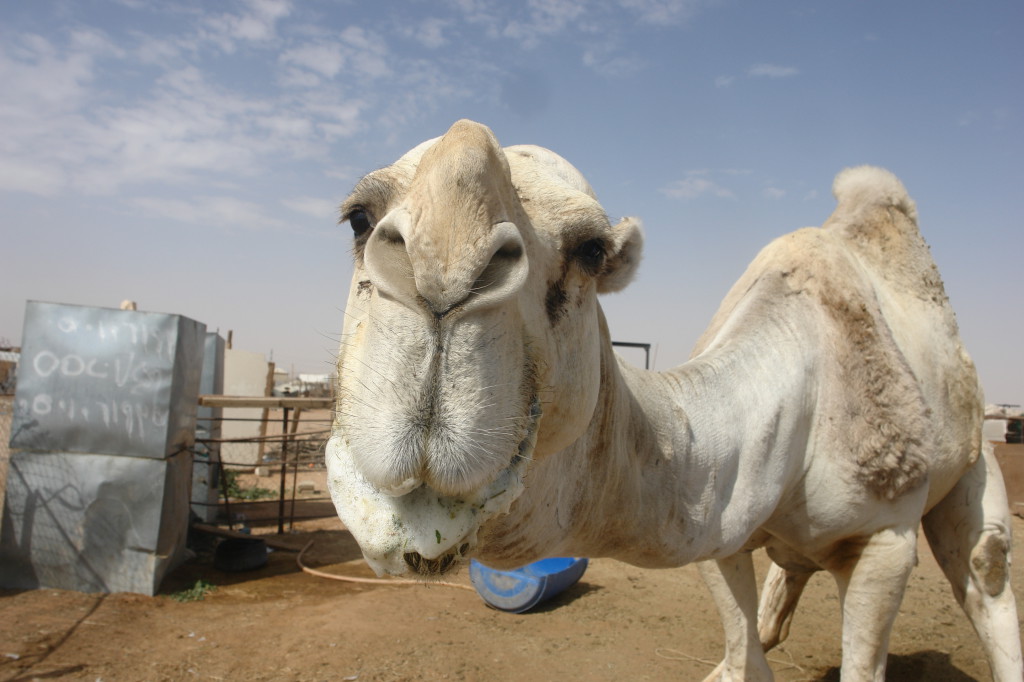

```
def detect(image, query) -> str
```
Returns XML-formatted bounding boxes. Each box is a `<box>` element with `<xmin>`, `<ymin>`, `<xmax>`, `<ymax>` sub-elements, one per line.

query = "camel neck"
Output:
<box><xmin>593</xmin><ymin>332</ymin><xmax>810</xmax><ymax>565</ymax></box>
<box><xmin>480</xmin><ymin>310</ymin><xmax>814</xmax><ymax>569</ymax></box>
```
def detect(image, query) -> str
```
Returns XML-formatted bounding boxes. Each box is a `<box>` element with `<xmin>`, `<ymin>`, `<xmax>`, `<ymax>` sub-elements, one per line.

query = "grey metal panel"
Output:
<box><xmin>166</xmin><ymin>315</ymin><xmax>206</xmax><ymax>458</ymax></box>
<box><xmin>0</xmin><ymin>450</ymin><xmax>192</xmax><ymax>595</ymax></box>
<box><xmin>190</xmin><ymin>455</ymin><xmax>220</xmax><ymax>523</ymax></box>
<box><xmin>193</xmin><ymin>332</ymin><xmax>224</xmax><ymax>522</ymax></box>
<box><xmin>196</xmin><ymin>332</ymin><xmax>224</xmax><ymax>426</ymax></box>
<box><xmin>10</xmin><ymin>302</ymin><xmax>206</xmax><ymax>459</ymax></box>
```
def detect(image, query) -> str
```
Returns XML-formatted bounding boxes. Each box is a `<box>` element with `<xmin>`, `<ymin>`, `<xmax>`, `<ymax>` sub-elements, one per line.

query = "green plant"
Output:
<box><xmin>170</xmin><ymin>579</ymin><xmax>216</xmax><ymax>603</ymax></box>
<box><xmin>222</xmin><ymin>469</ymin><xmax>277</xmax><ymax>501</ymax></box>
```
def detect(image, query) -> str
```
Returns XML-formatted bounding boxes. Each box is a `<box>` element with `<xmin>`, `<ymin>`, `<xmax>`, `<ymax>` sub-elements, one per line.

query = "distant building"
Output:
<box><xmin>275</xmin><ymin>373</ymin><xmax>334</xmax><ymax>397</ymax></box>
<box><xmin>0</xmin><ymin>348</ymin><xmax>19</xmax><ymax>395</ymax></box>
<box><xmin>985</xmin><ymin>404</ymin><xmax>1023</xmax><ymax>443</ymax></box>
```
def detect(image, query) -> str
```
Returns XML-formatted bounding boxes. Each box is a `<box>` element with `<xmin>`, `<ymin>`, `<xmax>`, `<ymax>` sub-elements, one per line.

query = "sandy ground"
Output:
<box><xmin>0</xmin><ymin>507</ymin><xmax>1022</xmax><ymax>681</ymax></box>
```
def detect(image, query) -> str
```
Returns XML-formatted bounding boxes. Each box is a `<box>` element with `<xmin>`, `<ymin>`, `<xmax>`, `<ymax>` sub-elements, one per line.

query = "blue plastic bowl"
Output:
<box><xmin>469</xmin><ymin>557</ymin><xmax>589</xmax><ymax>613</ymax></box>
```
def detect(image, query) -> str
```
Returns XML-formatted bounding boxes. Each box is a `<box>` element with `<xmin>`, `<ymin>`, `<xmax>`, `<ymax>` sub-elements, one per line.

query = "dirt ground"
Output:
<box><xmin>0</xmin><ymin>506</ymin><xmax>1022</xmax><ymax>682</ymax></box>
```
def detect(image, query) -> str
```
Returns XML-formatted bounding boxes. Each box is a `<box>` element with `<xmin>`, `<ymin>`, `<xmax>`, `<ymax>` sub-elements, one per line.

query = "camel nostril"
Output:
<box><xmin>468</xmin><ymin>224</ymin><xmax>528</xmax><ymax>307</ymax></box>
<box><xmin>377</xmin><ymin>225</ymin><xmax>405</xmax><ymax>245</ymax></box>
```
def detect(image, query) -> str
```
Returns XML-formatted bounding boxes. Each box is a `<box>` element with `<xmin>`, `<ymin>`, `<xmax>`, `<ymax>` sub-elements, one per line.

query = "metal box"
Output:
<box><xmin>10</xmin><ymin>302</ymin><xmax>205</xmax><ymax>459</ymax></box>
<box><xmin>0</xmin><ymin>450</ymin><xmax>192</xmax><ymax>594</ymax></box>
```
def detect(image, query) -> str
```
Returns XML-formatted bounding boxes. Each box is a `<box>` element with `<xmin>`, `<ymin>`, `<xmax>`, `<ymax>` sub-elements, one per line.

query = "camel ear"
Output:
<box><xmin>597</xmin><ymin>217</ymin><xmax>644</xmax><ymax>293</ymax></box>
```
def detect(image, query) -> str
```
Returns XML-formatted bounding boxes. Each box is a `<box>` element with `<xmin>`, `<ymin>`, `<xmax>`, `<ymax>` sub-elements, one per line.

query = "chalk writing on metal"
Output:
<box><xmin>18</xmin><ymin>313</ymin><xmax>178</xmax><ymax>441</ymax></box>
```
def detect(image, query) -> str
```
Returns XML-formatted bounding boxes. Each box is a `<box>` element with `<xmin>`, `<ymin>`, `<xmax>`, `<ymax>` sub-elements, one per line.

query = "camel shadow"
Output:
<box><xmin>815</xmin><ymin>650</ymin><xmax>978</xmax><ymax>681</ymax></box>
<box><xmin>520</xmin><ymin>580</ymin><xmax>605</xmax><ymax>614</ymax></box>
<box><xmin>159</xmin><ymin>528</ymin><xmax>366</xmax><ymax>595</ymax></box>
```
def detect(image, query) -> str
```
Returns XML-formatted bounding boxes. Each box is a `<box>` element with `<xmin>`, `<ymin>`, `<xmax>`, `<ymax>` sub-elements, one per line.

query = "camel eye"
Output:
<box><xmin>574</xmin><ymin>238</ymin><xmax>607</xmax><ymax>274</ymax></box>
<box><xmin>348</xmin><ymin>208</ymin><xmax>373</xmax><ymax>238</ymax></box>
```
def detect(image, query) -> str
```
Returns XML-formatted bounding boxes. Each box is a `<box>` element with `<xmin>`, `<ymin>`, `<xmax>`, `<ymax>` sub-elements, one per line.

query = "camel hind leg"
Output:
<box><xmin>922</xmin><ymin>441</ymin><xmax>1023</xmax><ymax>681</ymax></box>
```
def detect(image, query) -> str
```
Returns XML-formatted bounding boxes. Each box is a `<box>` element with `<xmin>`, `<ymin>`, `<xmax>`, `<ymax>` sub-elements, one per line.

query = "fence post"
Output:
<box><xmin>277</xmin><ymin>406</ymin><xmax>290</xmax><ymax>535</ymax></box>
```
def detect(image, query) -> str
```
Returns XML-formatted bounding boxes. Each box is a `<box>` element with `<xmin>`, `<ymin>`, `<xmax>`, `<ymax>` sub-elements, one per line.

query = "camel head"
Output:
<box><xmin>327</xmin><ymin>120</ymin><xmax>643</xmax><ymax>576</ymax></box>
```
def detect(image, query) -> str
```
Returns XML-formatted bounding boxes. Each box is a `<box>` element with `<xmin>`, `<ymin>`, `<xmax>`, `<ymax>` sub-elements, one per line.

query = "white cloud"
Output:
<box><xmin>439</xmin><ymin>0</ymin><xmax>718</xmax><ymax>72</ymax></box>
<box><xmin>0</xmin><ymin>157</ymin><xmax>66</xmax><ymax>196</ymax></box>
<box><xmin>324</xmin><ymin>165</ymin><xmax>363</xmax><ymax>184</ymax></box>
<box><xmin>257</xmin><ymin>114</ymin><xmax>315</xmax><ymax>139</ymax></box>
<box><xmin>748</xmin><ymin>63</ymin><xmax>799</xmax><ymax>78</ymax></box>
<box><xmin>370</xmin><ymin>55</ymin><xmax>478</xmax><ymax>131</ymax></box>
<box><xmin>528</xmin><ymin>0</ymin><xmax>589</xmax><ymax>30</ymax></box>
<box><xmin>661</xmin><ymin>173</ymin><xmax>735</xmax><ymax>200</ymax></box>
<box><xmin>583</xmin><ymin>47</ymin><xmax>644</xmax><ymax>77</ymax></box>
<box><xmin>993</xmin><ymin>106</ymin><xmax>1012</xmax><ymax>123</ymax></box>
<box><xmin>958</xmin><ymin>106</ymin><xmax>1012</xmax><ymax>129</ymax></box>
<box><xmin>619</xmin><ymin>0</ymin><xmax>707</xmax><ymax>25</ymax></box>
<box><xmin>281</xmin><ymin>27</ymin><xmax>391</xmax><ymax>82</ymax></box>
<box><xmin>302</xmin><ymin>95</ymin><xmax>365</xmax><ymax>140</ymax></box>
<box><xmin>450</xmin><ymin>0</ymin><xmax>508</xmax><ymax>39</ymax></box>
<box><xmin>4</xmin><ymin>2</ymin><xmax>723</xmax><ymax>206</ymax></box>
<box><xmin>412</xmin><ymin>18</ymin><xmax>449</xmax><ymax>49</ymax></box>
<box><xmin>67</xmin><ymin>67</ymin><xmax>285</xmax><ymax>193</ymax></box>
<box><xmin>762</xmin><ymin>187</ymin><xmax>786</xmax><ymax>200</ymax></box>
<box><xmin>69</xmin><ymin>28</ymin><xmax>126</xmax><ymax>58</ymax></box>
<box><xmin>0</xmin><ymin>8</ymin><xmax>413</xmax><ymax>204</ymax></box>
<box><xmin>134</xmin><ymin>35</ymin><xmax>191</xmax><ymax>66</ymax></box>
<box><xmin>719</xmin><ymin>65</ymin><xmax>799</xmax><ymax>89</ymax></box>
<box><xmin>340</xmin><ymin>26</ymin><xmax>392</xmax><ymax>79</ymax></box>
<box><xmin>201</xmin><ymin>0</ymin><xmax>292</xmax><ymax>52</ymax></box>
<box><xmin>131</xmin><ymin>195</ymin><xmax>292</xmax><ymax>232</ymax></box>
<box><xmin>277</xmin><ymin>66</ymin><xmax>322</xmax><ymax>88</ymax></box>
<box><xmin>0</xmin><ymin>33</ymin><xmax>99</xmax><ymax>112</ymax></box>
<box><xmin>0</xmin><ymin>32</ymin><xmax>114</xmax><ymax>196</ymax></box>
<box><xmin>0</xmin><ymin>16</ymin><xmax>384</xmax><ymax>199</ymax></box>
<box><xmin>280</xmin><ymin>42</ymin><xmax>345</xmax><ymax>79</ymax></box>
<box><xmin>282</xmin><ymin>196</ymin><xmax>340</xmax><ymax>220</ymax></box>
<box><xmin>503</xmin><ymin>0</ymin><xmax>589</xmax><ymax>48</ymax></box>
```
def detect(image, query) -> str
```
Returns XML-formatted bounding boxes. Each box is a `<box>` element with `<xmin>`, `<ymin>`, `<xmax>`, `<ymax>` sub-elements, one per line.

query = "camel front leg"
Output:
<box><xmin>827</xmin><ymin>525</ymin><xmax>918</xmax><ymax>682</ymax></box>
<box><xmin>698</xmin><ymin>555</ymin><xmax>774</xmax><ymax>682</ymax></box>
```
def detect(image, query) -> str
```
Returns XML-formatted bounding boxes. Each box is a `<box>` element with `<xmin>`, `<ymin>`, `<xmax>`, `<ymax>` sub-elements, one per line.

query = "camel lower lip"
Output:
<box><xmin>326</xmin><ymin>399</ymin><xmax>541</xmax><ymax>577</ymax></box>
<box><xmin>404</xmin><ymin>542</ymin><xmax>470</xmax><ymax>576</ymax></box>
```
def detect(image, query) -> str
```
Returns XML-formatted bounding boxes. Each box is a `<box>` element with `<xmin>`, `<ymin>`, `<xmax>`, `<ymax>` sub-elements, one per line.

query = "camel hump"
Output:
<box><xmin>822</xmin><ymin>166</ymin><xmax>950</xmax><ymax>305</ymax></box>
<box><xmin>826</xmin><ymin>166</ymin><xmax>919</xmax><ymax>246</ymax></box>
<box><xmin>832</xmin><ymin>165</ymin><xmax>917</xmax><ymax>224</ymax></box>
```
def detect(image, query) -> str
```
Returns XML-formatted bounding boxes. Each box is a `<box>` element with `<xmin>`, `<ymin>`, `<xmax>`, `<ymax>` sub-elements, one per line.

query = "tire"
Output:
<box><xmin>214</xmin><ymin>537</ymin><xmax>269</xmax><ymax>572</ymax></box>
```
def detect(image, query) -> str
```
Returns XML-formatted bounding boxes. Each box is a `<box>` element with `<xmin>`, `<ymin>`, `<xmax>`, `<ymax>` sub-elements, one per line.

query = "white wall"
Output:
<box><xmin>220</xmin><ymin>349</ymin><xmax>270</xmax><ymax>467</ymax></box>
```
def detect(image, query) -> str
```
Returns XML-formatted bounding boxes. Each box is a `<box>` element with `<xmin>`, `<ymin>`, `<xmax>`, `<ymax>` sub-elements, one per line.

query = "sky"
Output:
<box><xmin>1</xmin><ymin>0</ymin><xmax>1021</xmax><ymax>403</ymax></box>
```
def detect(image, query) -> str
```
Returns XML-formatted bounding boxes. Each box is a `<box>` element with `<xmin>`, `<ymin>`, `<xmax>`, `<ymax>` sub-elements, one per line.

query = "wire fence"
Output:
<box><xmin>193</xmin><ymin>402</ymin><xmax>336</xmax><ymax>534</ymax></box>
<box><xmin>0</xmin><ymin>396</ymin><xmax>12</xmax><ymax>524</ymax></box>
<box><xmin>0</xmin><ymin>394</ymin><xmax>336</xmax><ymax>535</ymax></box>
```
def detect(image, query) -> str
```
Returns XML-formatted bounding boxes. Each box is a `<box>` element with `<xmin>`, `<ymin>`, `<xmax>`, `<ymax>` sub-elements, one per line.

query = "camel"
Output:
<box><xmin>326</xmin><ymin>120</ymin><xmax>1022</xmax><ymax>680</ymax></box>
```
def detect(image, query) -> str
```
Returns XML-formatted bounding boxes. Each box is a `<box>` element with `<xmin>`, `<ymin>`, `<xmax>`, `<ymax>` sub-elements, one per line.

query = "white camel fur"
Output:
<box><xmin>326</xmin><ymin>120</ymin><xmax>1022</xmax><ymax>681</ymax></box>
